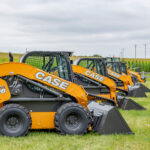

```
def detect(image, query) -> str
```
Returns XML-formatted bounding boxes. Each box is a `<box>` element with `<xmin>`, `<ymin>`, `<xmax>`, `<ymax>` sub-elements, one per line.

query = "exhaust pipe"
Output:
<box><xmin>128</xmin><ymin>85</ymin><xmax>147</xmax><ymax>97</ymax></box>
<box><xmin>117</xmin><ymin>95</ymin><xmax>146</xmax><ymax>110</ymax></box>
<box><xmin>88</xmin><ymin>102</ymin><xmax>134</xmax><ymax>134</ymax></box>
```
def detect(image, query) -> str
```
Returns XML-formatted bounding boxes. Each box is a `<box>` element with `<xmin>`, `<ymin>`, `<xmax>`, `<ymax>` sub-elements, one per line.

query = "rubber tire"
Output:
<box><xmin>54</xmin><ymin>102</ymin><xmax>89</xmax><ymax>135</ymax></box>
<box><xmin>0</xmin><ymin>104</ymin><xmax>31</xmax><ymax>137</ymax></box>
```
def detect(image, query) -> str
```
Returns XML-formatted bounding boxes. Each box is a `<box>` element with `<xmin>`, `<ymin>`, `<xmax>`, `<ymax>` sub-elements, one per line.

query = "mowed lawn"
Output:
<box><xmin>0</xmin><ymin>53</ymin><xmax>150</xmax><ymax>150</ymax></box>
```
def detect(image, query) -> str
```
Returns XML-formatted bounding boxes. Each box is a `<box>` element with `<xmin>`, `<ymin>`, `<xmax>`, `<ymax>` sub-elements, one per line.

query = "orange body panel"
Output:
<box><xmin>0</xmin><ymin>62</ymin><xmax>88</xmax><ymax>108</ymax></box>
<box><xmin>127</xmin><ymin>69</ymin><xmax>144</xmax><ymax>83</ymax></box>
<box><xmin>72</xmin><ymin>65</ymin><xmax>117</xmax><ymax>104</ymax></box>
<box><xmin>107</xmin><ymin>69</ymin><xmax>129</xmax><ymax>91</ymax></box>
<box><xmin>0</xmin><ymin>78</ymin><xmax>11</xmax><ymax>103</ymax></box>
<box><xmin>122</xmin><ymin>73</ymin><xmax>134</xmax><ymax>85</ymax></box>
<box><xmin>30</xmin><ymin>112</ymin><xmax>56</xmax><ymax>129</ymax></box>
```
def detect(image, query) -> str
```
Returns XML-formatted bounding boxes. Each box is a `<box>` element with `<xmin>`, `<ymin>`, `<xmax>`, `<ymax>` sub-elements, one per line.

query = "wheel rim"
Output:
<box><xmin>3</xmin><ymin>113</ymin><xmax>23</xmax><ymax>133</ymax></box>
<box><xmin>65</xmin><ymin>113</ymin><xmax>82</xmax><ymax>130</ymax></box>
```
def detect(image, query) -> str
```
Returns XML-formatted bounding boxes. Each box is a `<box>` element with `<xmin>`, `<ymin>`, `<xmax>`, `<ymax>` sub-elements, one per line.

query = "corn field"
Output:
<box><xmin>122</xmin><ymin>58</ymin><xmax>150</xmax><ymax>72</ymax></box>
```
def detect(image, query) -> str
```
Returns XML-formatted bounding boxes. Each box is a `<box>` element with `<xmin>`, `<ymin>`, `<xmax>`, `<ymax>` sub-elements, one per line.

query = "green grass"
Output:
<box><xmin>0</xmin><ymin>52</ymin><xmax>22</xmax><ymax>63</ymax></box>
<box><xmin>0</xmin><ymin>53</ymin><xmax>150</xmax><ymax>150</ymax></box>
<box><xmin>0</xmin><ymin>87</ymin><xmax>150</xmax><ymax>150</ymax></box>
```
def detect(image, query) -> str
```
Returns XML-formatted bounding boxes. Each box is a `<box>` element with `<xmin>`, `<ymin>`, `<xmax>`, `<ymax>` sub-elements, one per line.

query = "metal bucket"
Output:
<box><xmin>88</xmin><ymin>102</ymin><xmax>133</xmax><ymax>134</ymax></box>
<box><xmin>117</xmin><ymin>95</ymin><xmax>146</xmax><ymax>110</ymax></box>
<box><xmin>128</xmin><ymin>85</ymin><xmax>147</xmax><ymax>97</ymax></box>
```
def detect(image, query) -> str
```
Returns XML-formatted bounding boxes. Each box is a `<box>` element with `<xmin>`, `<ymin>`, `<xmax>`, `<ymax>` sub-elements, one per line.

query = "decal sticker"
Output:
<box><xmin>85</xmin><ymin>71</ymin><xmax>105</xmax><ymax>82</ymax></box>
<box><xmin>0</xmin><ymin>86</ymin><xmax>6</xmax><ymax>94</ymax></box>
<box><xmin>35</xmin><ymin>72</ymin><xmax>69</xmax><ymax>90</ymax></box>
<box><xmin>108</xmin><ymin>70</ymin><xmax>120</xmax><ymax>78</ymax></box>
<box><xmin>129</xmin><ymin>71</ymin><xmax>137</xmax><ymax>75</ymax></box>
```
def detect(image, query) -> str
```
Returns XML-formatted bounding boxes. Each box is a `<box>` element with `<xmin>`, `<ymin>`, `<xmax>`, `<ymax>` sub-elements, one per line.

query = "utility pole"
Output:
<box><xmin>135</xmin><ymin>44</ymin><xmax>137</xmax><ymax>59</ymax></box>
<box><xmin>120</xmin><ymin>48</ymin><xmax>124</xmax><ymax>58</ymax></box>
<box><xmin>144</xmin><ymin>44</ymin><xmax>146</xmax><ymax>59</ymax></box>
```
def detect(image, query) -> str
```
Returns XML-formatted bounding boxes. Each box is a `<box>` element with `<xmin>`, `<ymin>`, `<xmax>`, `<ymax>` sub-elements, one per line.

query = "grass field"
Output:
<box><xmin>0</xmin><ymin>91</ymin><xmax>150</xmax><ymax>150</ymax></box>
<box><xmin>0</xmin><ymin>52</ymin><xmax>150</xmax><ymax>150</ymax></box>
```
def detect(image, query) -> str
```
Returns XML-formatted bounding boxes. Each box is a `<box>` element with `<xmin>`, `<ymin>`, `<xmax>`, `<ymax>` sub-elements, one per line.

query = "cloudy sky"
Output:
<box><xmin>0</xmin><ymin>0</ymin><xmax>150</xmax><ymax>58</ymax></box>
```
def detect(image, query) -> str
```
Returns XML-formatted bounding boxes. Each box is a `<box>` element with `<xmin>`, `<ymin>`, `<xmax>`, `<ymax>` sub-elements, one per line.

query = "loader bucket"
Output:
<box><xmin>88</xmin><ymin>102</ymin><xmax>133</xmax><ymax>135</ymax></box>
<box><xmin>128</xmin><ymin>85</ymin><xmax>147</xmax><ymax>97</ymax></box>
<box><xmin>139</xmin><ymin>83</ymin><xmax>150</xmax><ymax>92</ymax></box>
<box><xmin>117</xmin><ymin>96</ymin><xmax>146</xmax><ymax>110</ymax></box>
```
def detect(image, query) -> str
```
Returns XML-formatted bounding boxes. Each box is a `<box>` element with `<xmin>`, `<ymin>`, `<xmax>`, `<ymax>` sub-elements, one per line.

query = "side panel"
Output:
<box><xmin>72</xmin><ymin>65</ymin><xmax>117</xmax><ymax>103</ymax></box>
<box><xmin>0</xmin><ymin>79</ymin><xmax>11</xmax><ymax>103</ymax></box>
<box><xmin>0</xmin><ymin>63</ymin><xmax>88</xmax><ymax>108</ymax></box>
<box><xmin>30</xmin><ymin>112</ymin><xmax>55</xmax><ymax>129</ymax></box>
<box><xmin>107</xmin><ymin>69</ymin><xmax>128</xmax><ymax>91</ymax></box>
<box><xmin>127</xmin><ymin>70</ymin><xmax>144</xmax><ymax>83</ymax></box>
<box><xmin>122</xmin><ymin>73</ymin><xmax>134</xmax><ymax>85</ymax></box>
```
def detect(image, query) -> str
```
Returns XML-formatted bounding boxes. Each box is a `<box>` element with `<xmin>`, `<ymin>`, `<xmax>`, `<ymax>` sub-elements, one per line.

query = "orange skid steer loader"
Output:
<box><xmin>73</xmin><ymin>57</ymin><xmax>145</xmax><ymax>110</ymax></box>
<box><xmin>106</xmin><ymin>57</ymin><xmax>146</xmax><ymax>82</ymax></box>
<box><xmin>121</xmin><ymin>62</ymin><xmax>150</xmax><ymax>93</ymax></box>
<box><xmin>106</xmin><ymin>57</ymin><xmax>150</xmax><ymax>94</ymax></box>
<box><xmin>0</xmin><ymin>52</ymin><xmax>133</xmax><ymax>137</ymax></box>
<box><xmin>106</xmin><ymin>58</ymin><xmax>150</xmax><ymax>97</ymax></box>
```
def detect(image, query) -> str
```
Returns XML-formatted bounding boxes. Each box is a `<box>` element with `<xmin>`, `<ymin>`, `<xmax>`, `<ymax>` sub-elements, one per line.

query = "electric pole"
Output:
<box><xmin>135</xmin><ymin>44</ymin><xmax>137</xmax><ymax>59</ymax></box>
<box><xmin>121</xmin><ymin>48</ymin><xmax>124</xmax><ymax>58</ymax></box>
<box><xmin>144</xmin><ymin>44</ymin><xmax>146</xmax><ymax>59</ymax></box>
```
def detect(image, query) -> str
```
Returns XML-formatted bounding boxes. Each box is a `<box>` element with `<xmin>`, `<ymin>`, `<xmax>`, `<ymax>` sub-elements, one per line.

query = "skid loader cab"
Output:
<box><xmin>106</xmin><ymin>57</ymin><xmax>145</xmax><ymax>83</ymax></box>
<box><xmin>74</xmin><ymin>57</ymin><xmax>146</xmax><ymax>109</ymax></box>
<box><xmin>20</xmin><ymin>51</ymin><xmax>74</xmax><ymax>82</ymax></box>
<box><xmin>106</xmin><ymin>62</ymin><xmax>122</xmax><ymax>74</ymax></box>
<box><xmin>106</xmin><ymin>57</ymin><xmax>120</xmax><ymax>62</ymax></box>
<box><xmin>120</xmin><ymin>62</ymin><xmax>128</xmax><ymax>75</ymax></box>
<box><xmin>75</xmin><ymin>58</ymin><xmax>148</xmax><ymax>97</ymax></box>
<box><xmin>74</xmin><ymin>58</ymin><xmax>127</xmax><ymax>92</ymax></box>
<box><xmin>105</xmin><ymin>60</ymin><xmax>134</xmax><ymax>86</ymax></box>
<box><xmin>106</xmin><ymin>57</ymin><xmax>149</xmax><ymax>96</ymax></box>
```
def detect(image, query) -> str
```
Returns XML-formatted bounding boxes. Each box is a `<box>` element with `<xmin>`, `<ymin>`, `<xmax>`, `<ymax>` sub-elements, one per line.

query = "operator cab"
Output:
<box><xmin>106</xmin><ymin>57</ymin><xmax>120</xmax><ymax>62</ymax></box>
<box><xmin>20</xmin><ymin>51</ymin><xmax>74</xmax><ymax>82</ymax></box>
<box><xmin>74</xmin><ymin>58</ymin><xmax>107</xmax><ymax>76</ymax></box>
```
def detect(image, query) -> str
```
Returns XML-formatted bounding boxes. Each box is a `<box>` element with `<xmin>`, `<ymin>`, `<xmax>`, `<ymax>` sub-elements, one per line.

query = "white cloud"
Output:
<box><xmin>0</xmin><ymin>0</ymin><xmax>150</xmax><ymax>57</ymax></box>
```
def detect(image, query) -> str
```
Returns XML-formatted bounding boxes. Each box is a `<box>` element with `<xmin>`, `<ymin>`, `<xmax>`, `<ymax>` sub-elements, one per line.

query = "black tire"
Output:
<box><xmin>54</xmin><ymin>102</ymin><xmax>89</xmax><ymax>135</ymax></box>
<box><xmin>0</xmin><ymin>104</ymin><xmax>31</xmax><ymax>137</ymax></box>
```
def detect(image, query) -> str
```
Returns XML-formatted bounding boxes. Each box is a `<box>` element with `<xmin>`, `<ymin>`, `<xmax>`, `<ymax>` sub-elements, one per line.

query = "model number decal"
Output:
<box><xmin>35</xmin><ymin>72</ymin><xmax>69</xmax><ymax>90</ymax></box>
<box><xmin>129</xmin><ymin>71</ymin><xmax>137</xmax><ymax>75</ymax></box>
<box><xmin>0</xmin><ymin>86</ymin><xmax>6</xmax><ymax>94</ymax></box>
<box><xmin>108</xmin><ymin>70</ymin><xmax>120</xmax><ymax>78</ymax></box>
<box><xmin>85</xmin><ymin>71</ymin><xmax>105</xmax><ymax>82</ymax></box>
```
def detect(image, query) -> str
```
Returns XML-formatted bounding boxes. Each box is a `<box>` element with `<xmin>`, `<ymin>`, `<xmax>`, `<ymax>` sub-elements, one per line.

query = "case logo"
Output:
<box><xmin>35</xmin><ymin>72</ymin><xmax>69</xmax><ymax>90</ymax></box>
<box><xmin>108</xmin><ymin>70</ymin><xmax>120</xmax><ymax>78</ymax></box>
<box><xmin>85</xmin><ymin>71</ymin><xmax>105</xmax><ymax>82</ymax></box>
<box><xmin>129</xmin><ymin>71</ymin><xmax>137</xmax><ymax>75</ymax></box>
<box><xmin>0</xmin><ymin>86</ymin><xmax>6</xmax><ymax>94</ymax></box>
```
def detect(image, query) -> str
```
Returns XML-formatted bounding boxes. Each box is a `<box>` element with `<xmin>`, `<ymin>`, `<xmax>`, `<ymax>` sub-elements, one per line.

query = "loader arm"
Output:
<box><xmin>0</xmin><ymin>62</ymin><xmax>88</xmax><ymax>108</ymax></box>
<box><xmin>127</xmin><ymin>69</ymin><xmax>144</xmax><ymax>83</ymax></box>
<box><xmin>74</xmin><ymin>58</ymin><xmax>129</xmax><ymax>94</ymax></box>
<box><xmin>72</xmin><ymin>65</ymin><xmax>117</xmax><ymax>104</ymax></box>
<box><xmin>107</xmin><ymin>69</ymin><xmax>129</xmax><ymax>92</ymax></box>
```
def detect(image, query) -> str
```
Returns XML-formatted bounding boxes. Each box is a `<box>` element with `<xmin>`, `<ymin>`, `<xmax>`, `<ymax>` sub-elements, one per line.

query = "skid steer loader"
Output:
<box><xmin>121</xmin><ymin>62</ymin><xmax>150</xmax><ymax>93</ymax></box>
<box><xmin>73</xmin><ymin>58</ymin><xmax>145</xmax><ymax>110</ymax></box>
<box><xmin>20</xmin><ymin>51</ymin><xmax>145</xmax><ymax>111</ymax></box>
<box><xmin>106</xmin><ymin>57</ymin><xmax>150</xmax><ymax>95</ymax></box>
<box><xmin>0</xmin><ymin>52</ymin><xmax>133</xmax><ymax>137</ymax></box>
<box><xmin>74</xmin><ymin>58</ymin><xmax>140</xmax><ymax>96</ymax></box>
